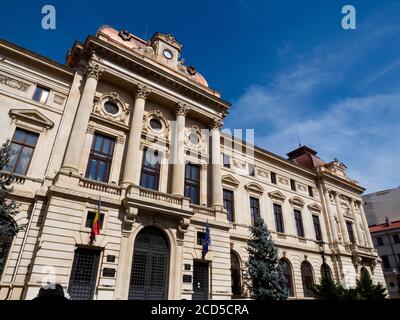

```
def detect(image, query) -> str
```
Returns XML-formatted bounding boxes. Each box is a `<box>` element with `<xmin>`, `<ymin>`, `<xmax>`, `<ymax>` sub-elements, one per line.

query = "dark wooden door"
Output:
<box><xmin>67</xmin><ymin>248</ymin><xmax>100</xmax><ymax>300</ymax></box>
<box><xmin>193</xmin><ymin>261</ymin><xmax>209</xmax><ymax>300</ymax></box>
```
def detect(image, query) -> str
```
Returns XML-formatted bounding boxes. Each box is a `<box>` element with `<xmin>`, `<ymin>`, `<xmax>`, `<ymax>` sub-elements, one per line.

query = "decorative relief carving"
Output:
<box><xmin>233</xmin><ymin>159</ymin><xmax>246</xmax><ymax>169</ymax></box>
<box><xmin>209</xmin><ymin>117</ymin><xmax>223</xmax><ymax>130</ymax></box>
<box><xmin>54</xmin><ymin>94</ymin><xmax>65</xmax><ymax>105</ymax></box>
<box><xmin>136</xmin><ymin>84</ymin><xmax>150</xmax><ymax>99</ymax></box>
<box><xmin>297</xmin><ymin>184</ymin><xmax>307</xmax><ymax>192</ymax></box>
<box><xmin>185</xmin><ymin>125</ymin><xmax>205</xmax><ymax>151</ymax></box>
<box><xmin>86</xmin><ymin>63</ymin><xmax>103</xmax><ymax>80</ymax></box>
<box><xmin>92</xmin><ymin>92</ymin><xmax>130</xmax><ymax>125</ymax></box>
<box><xmin>176</xmin><ymin>102</ymin><xmax>189</xmax><ymax>117</ymax></box>
<box><xmin>256</xmin><ymin>169</ymin><xmax>269</xmax><ymax>178</ymax></box>
<box><xmin>0</xmin><ymin>73</ymin><xmax>30</xmax><ymax>92</ymax></box>
<box><xmin>142</xmin><ymin>110</ymin><xmax>170</xmax><ymax>141</ymax></box>
<box><xmin>86</xmin><ymin>123</ymin><xmax>95</xmax><ymax>134</ymax></box>
<box><xmin>279</xmin><ymin>177</ymin><xmax>289</xmax><ymax>185</ymax></box>
<box><xmin>116</xmin><ymin>135</ymin><xmax>125</xmax><ymax>144</ymax></box>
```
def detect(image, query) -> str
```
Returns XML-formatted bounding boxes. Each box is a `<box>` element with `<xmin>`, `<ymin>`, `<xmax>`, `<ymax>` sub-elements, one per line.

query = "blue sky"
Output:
<box><xmin>1</xmin><ymin>0</ymin><xmax>399</xmax><ymax>193</ymax></box>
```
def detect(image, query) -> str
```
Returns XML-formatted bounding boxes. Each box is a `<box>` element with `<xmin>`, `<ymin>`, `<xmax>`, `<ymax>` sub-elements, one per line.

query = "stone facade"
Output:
<box><xmin>0</xmin><ymin>26</ymin><xmax>385</xmax><ymax>300</ymax></box>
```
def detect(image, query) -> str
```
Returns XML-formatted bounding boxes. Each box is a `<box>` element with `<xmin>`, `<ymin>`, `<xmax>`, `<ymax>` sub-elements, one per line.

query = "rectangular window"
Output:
<box><xmin>32</xmin><ymin>85</ymin><xmax>50</xmax><ymax>104</ymax></box>
<box><xmin>294</xmin><ymin>209</ymin><xmax>305</xmax><ymax>237</ymax></box>
<box><xmin>308</xmin><ymin>186</ymin><xmax>314</xmax><ymax>197</ymax></box>
<box><xmin>290</xmin><ymin>179</ymin><xmax>296</xmax><ymax>191</ymax></box>
<box><xmin>270</xmin><ymin>172</ymin><xmax>277</xmax><ymax>184</ymax></box>
<box><xmin>85</xmin><ymin>133</ymin><xmax>115</xmax><ymax>183</ymax></box>
<box><xmin>197</xmin><ymin>231</ymin><xmax>206</xmax><ymax>246</ymax></box>
<box><xmin>273</xmin><ymin>203</ymin><xmax>284</xmax><ymax>233</ymax></box>
<box><xmin>393</xmin><ymin>234</ymin><xmax>400</xmax><ymax>244</ymax></box>
<box><xmin>312</xmin><ymin>215</ymin><xmax>322</xmax><ymax>241</ymax></box>
<box><xmin>223</xmin><ymin>189</ymin><xmax>235</xmax><ymax>222</ymax></box>
<box><xmin>223</xmin><ymin>154</ymin><xmax>231</xmax><ymax>168</ymax></box>
<box><xmin>376</xmin><ymin>237</ymin><xmax>384</xmax><ymax>246</ymax></box>
<box><xmin>140</xmin><ymin>149</ymin><xmax>161</xmax><ymax>191</ymax></box>
<box><xmin>248</xmin><ymin>163</ymin><xmax>255</xmax><ymax>177</ymax></box>
<box><xmin>185</xmin><ymin>163</ymin><xmax>200</xmax><ymax>205</ymax></box>
<box><xmin>346</xmin><ymin>221</ymin><xmax>355</xmax><ymax>244</ymax></box>
<box><xmin>85</xmin><ymin>211</ymin><xmax>105</xmax><ymax>229</ymax></box>
<box><xmin>250</xmin><ymin>197</ymin><xmax>260</xmax><ymax>225</ymax></box>
<box><xmin>5</xmin><ymin>128</ymin><xmax>39</xmax><ymax>175</ymax></box>
<box><xmin>381</xmin><ymin>255</ymin><xmax>391</xmax><ymax>269</ymax></box>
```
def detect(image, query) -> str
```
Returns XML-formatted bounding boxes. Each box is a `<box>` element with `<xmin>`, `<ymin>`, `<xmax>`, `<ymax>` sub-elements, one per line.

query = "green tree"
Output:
<box><xmin>245</xmin><ymin>216</ymin><xmax>288</xmax><ymax>300</ymax></box>
<box><xmin>356</xmin><ymin>269</ymin><xmax>387</xmax><ymax>300</ymax></box>
<box><xmin>311</xmin><ymin>275</ymin><xmax>357</xmax><ymax>300</ymax></box>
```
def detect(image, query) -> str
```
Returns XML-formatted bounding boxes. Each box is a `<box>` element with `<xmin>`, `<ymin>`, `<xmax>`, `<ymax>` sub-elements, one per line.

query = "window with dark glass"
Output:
<box><xmin>270</xmin><ymin>172</ymin><xmax>277</xmax><ymax>184</ymax></box>
<box><xmin>85</xmin><ymin>133</ymin><xmax>115</xmax><ymax>183</ymax></box>
<box><xmin>308</xmin><ymin>186</ymin><xmax>314</xmax><ymax>197</ymax></box>
<box><xmin>5</xmin><ymin>128</ymin><xmax>39</xmax><ymax>175</ymax></box>
<box><xmin>185</xmin><ymin>163</ymin><xmax>200</xmax><ymax>205</ymax></box>
<box><xmin>312</xmin><ymin>214</ymin><xmax>322</xmax><ymax>241</ymax></box>
<box><xmin>0</xmin><ymin>216</ymin><xmax>15</xmax><ymax>279</ymax></box>
<box><xmin>85</xmin><ymin>212</ymin><xmax>105</xmax><ymax>229</ymax></box>
<box><xmin>290</xmin><ymin>179</ymin><xmax>296</xmax><ymax>191</ymax></box>
<box><xmin>32</xmin><ymin>85</ymin><xmax>50</xmax><ymax>104</ymax></box>
<box><xmin>393</xmin><ymin>234</ymin><xmax>400</xmax><ymax>244</ymax></box>
<box><xmin>104</xmin><ymin>101</ymin><xmax>119</xmax><ymax>115</ymax></box>
<box><xmin>140</xmin><ymin>149</ymin><xmax>161</xmax><ymax>190</ymax></box>
<box><xmin>250</xmin><ymin>197</ymin><xmax>260</xmax><ymax>225</ymax></box>
<box><xmin>301</xmin><ymin>261</ymin><xmax>314</xmax><ymax>297</ymax></box>
<box><xmin>279</xmin><ymin>259</ymin><xmax>294</xmax><ymax>297</ymax></box>
<box><xmin>223</xmin><ymin>154</ymin><xmax>231</xmax><ymax>168</ymax></box>
<box><xmin>223</xmin><ymin>189</ymin><xmax>235</xmax><ymax>222</ymax></box>
<box><xmin>248</xmin><ymin>163</ymin><xmax>255</xmax><ymax>177</ymax></box>
<box><xmin>346</xmin><ymin>221</ymin><xmax>355</xmax><ymax>244</ymax></box>
<box><xmin>381</xmin><ymin>255</ymin><xmax>391</xmax><ymax>269</ymax></box>
<box><xmin>376</xmin><ymin>237</ymin><xmax>384</xmax><ymax>246</ymax></box>
<box><xmin>197</xmin><ymin>231</ymin><xmax>206</xmax><ymax>246</ymax></box>
<box><xmin>294</xmin><ymin>209</ymin><xmax>305</xmax><ymax>238</ymax></box>
<box><xmin>321</xmin><ymin>263</ymin><xmax>332</xmax><ymax>280</ymax></box>
<box><xmin>231</xmin><ymin>251</ymin><xmax>242</xmax><ymax>297</ymax></box>
<box><xmin>273</xmin><ymin>203</ymin><xmax>284</xmax><ymax>233</ymax></box>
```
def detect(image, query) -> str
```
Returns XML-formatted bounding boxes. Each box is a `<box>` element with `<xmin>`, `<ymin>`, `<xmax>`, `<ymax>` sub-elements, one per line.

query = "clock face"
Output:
<box><xmin>163</xmin><ymin>49</ymin><xmax>173</xmax><ymax>60</ymax></box>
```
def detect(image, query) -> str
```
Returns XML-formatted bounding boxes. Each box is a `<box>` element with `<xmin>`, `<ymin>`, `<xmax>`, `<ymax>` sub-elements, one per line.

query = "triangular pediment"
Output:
<box><xmin>9</xmin><ymin>109</ymin><xmax>54</xmax><ymax>129</ymax></box>
<box><xmin>308</xmin><ymin>203</ymin><xmax>322</xmax><ymax>212</ymax></box>
<box><xmin>268</xmin><ymin>190</ymin><xmax>286</xmax><ymax>201</ymax></box>
<box><xmin>244</xmin><ymin>182</ymin><xmax>264</xmax><ymax>194</ymax></box>
<box><xmin>221</xmin><ymin>174</ymin><xmax>240</xmax><ymax>187</ymax></box>
<box><xmin>289</xmin><ymin>196</ymin><xmax>305</xmax><ymax>207</ymax></box>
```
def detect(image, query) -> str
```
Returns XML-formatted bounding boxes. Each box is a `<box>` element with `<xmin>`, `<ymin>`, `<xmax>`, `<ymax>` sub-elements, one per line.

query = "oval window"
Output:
<box><xmin>149</xmin><ymin>118</ymin><xmax>162</xmax><ymax>130</ymax></box>
<box><xmin>189</xmin><ymin>133</ymin><xmax>199</xmax><ymax>145</ymax></box>
<box><xmin>104</xmin><ymin>101</ymin><xmax>119</xmax><ymax>115</ymax></box>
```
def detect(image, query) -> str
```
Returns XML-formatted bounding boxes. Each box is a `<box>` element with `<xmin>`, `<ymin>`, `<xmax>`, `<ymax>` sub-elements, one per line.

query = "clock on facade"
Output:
<box><xmin>163</xmin><ymin>49</ymin><xmax>173</xmax><ymax>60</ymax></box>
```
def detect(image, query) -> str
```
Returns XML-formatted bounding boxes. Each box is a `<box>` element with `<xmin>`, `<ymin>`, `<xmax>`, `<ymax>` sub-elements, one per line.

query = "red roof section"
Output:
<box><xmin>287</xmin><ymin>146</ymin><xmax>326</xmax><ymax>170</ymax></box>
<box><xmin>369</xmin><ymin>220</ymin><xmax>400</xmax><ymax>233</ymax></box>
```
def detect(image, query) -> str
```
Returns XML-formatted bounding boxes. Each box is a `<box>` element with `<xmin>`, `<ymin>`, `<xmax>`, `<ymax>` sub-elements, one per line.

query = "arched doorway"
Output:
<box><xmin>0</xmin><ymin>216</ymin><xmax>16</xmax><ymax>279</ymax></box>
<box><xmin>230</xmin><ymin>251</ymin><xmax>242</xmax><ymax>297</ymax></box>
<box><xmin>128</xmin><ymin>226</ymin><xmax>169</xmax><ymax>300</ymax></box>
<box><xmin>301</xmin><ymin>261</ymin><xmax>315</xmax><ymax>297</ymax></box>
<box><xmin>279</xmin><ymin>258</ymin><xmax>294</xmax><ymax>297</ymax></box>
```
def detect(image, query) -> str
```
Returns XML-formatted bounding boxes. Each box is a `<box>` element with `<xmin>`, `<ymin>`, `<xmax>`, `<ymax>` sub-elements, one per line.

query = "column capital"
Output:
<box><xmin>135</xmin><ymin>83</ymin><xmax>150</xmax><ymax>99</ymax></box>
<box><xmin>86</xmin><ymin>63</ymin><xmax>103</xmax><ymax>80</ymax></box>
<box><xmin>209</xmin><ymin>116</ymin><xmax>224</xmax><ymax>130</ymax></box>
<box><xmin>175</xmin><ymin>102</ymin><xmax>190</xmax><ymax>117</ymax></box>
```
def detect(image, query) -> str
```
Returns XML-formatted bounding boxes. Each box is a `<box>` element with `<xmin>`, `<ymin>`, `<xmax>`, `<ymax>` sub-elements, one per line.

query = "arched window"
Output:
<box><xmin>0</xmin><ymin>216</ymin><xmax>16</xmax><ymax>279</ymax></box>
<box><xmin>360</xmin><ymin>266</ymin><xmax>369</xmax><ymax>278</ymax></box>
<box><xmin>301</xmin><ymin>261</ymin><xmax>314</xmax><ymax>297</ymax></box>
<box><xmin>320</xmin><ymin>263</ymin><xmax>332</xmax><ymax>281</ymax></box>
<box><xmin>279</xmin><ymin>258</ymin><xmax>294</xmax><ymax>297</ymax></box>
<box><xmin>230</xmin><ymin>251</ymin><xmax>242</xmax><ymax>297</ymax></box>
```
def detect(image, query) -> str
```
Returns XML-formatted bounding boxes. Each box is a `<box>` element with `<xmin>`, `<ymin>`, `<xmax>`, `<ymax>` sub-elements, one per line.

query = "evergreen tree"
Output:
<box><xmin>245</xmin><ymin>216</ymin><xmax>288</xmax><ymax>300</ymax></box>
<box><xmin>356</xmin><ymin>269</ymin><xmax>387</xmax><ymax>300</ymax></box>
<box><xmin>311</xmin><ymin>274</ymin><xmax>357</xmax><ymax>300</ymax></box>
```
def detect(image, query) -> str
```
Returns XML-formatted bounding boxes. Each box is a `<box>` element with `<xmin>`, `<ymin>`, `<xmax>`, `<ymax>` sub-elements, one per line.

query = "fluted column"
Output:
<box><xmin>350</xmin><ymin>199</ymin><xmax>364</xmax><ymax>246</ymax></box>
<box><xmin>171</xmin><ymin>102</ymin><xmax>189</xmax><ymax>195</ymax></box>
<box><xmin>359</xmin><ymin>201</ymin><xmax>374</xmax><ymax>248</ymax></box>
<box><xmin>323</xmin><ymin>188</ymin><xmax>339</xmax><ymax>243</ymax></box>
<box><xmin>334</xmin><ymin>192</ymin><xmax>350</xmax><ymax>244</ymax></box>
<box><xmin>62</xmin><ymin>62</ymin><xmax>102</xmax><ymax>173</ymax></box>
<box><xmin>122</xmin><ymin>84</ymin><xmax>150</xmax><ymax>187</ymax></box>
<box><xmin>210</xmin><ymin>117</ymin><xmax>223</xmax><ymax>209</ymax></box>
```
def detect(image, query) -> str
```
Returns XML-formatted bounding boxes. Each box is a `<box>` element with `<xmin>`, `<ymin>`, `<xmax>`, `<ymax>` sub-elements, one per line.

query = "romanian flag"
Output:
<box><xmin>90</xmin><ymin>197</ymin><xmax>101</xmax><ymax>243</ymax></box>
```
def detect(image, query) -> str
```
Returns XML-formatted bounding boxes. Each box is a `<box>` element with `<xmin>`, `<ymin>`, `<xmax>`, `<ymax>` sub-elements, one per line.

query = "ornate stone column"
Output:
<box><xmin>122</xmin><ymin>84</ymin><xmax>150</xmax><ymax>187</ymax></box>
<box><xmin>358</xmin><ymin>201</ymin><xmax>374</xmax><ymax>248</ymax></box>
<box><xmin>171</xmin><ymin>102</ymin><xmax>189</xmax><ymax>196</ymax></box>
<box><xmin>350</xmin><ymin>199</ymin><xmax>364</xmax><ymax>246</ymax></box>
<box><xmin>210</xmin><ymin>117</ymin><xmax>223</xmax><ymax>209</ymax></box>
<box><xmin>334</xmin><ymin>192</ymin><xmax>350</xmax><ymax>244</ymax></box>
<box><xmin>323</xmin><ymin>188</ymin><xmax>339</xmax><ymax>243</ymax></box>
<box><xmin>62</xmin><ymin>61</ymin><xmax>102</xmax><ymax>173</ymax></box>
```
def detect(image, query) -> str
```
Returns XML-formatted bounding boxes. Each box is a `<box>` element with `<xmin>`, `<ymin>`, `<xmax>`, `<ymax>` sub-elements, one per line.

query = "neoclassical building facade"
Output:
<box><xmin>0</xmin><ymin>26</ymin><xmax>385</xmax><ymax>300</ymax></box>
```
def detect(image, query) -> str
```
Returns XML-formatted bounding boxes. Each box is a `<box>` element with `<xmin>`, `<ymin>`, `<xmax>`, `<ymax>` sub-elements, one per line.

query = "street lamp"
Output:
<box><xmin>318</xmin><ymin>240</ymin><xmax>329</xmax><ymax>279</ymax></box>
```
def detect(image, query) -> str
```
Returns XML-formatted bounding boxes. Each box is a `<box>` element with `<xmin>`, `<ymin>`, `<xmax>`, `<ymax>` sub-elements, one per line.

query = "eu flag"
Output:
<box><xmin>202</xmin><ymin>222</ymin><xmax>211</xmax><ymax>257</ymax></box>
